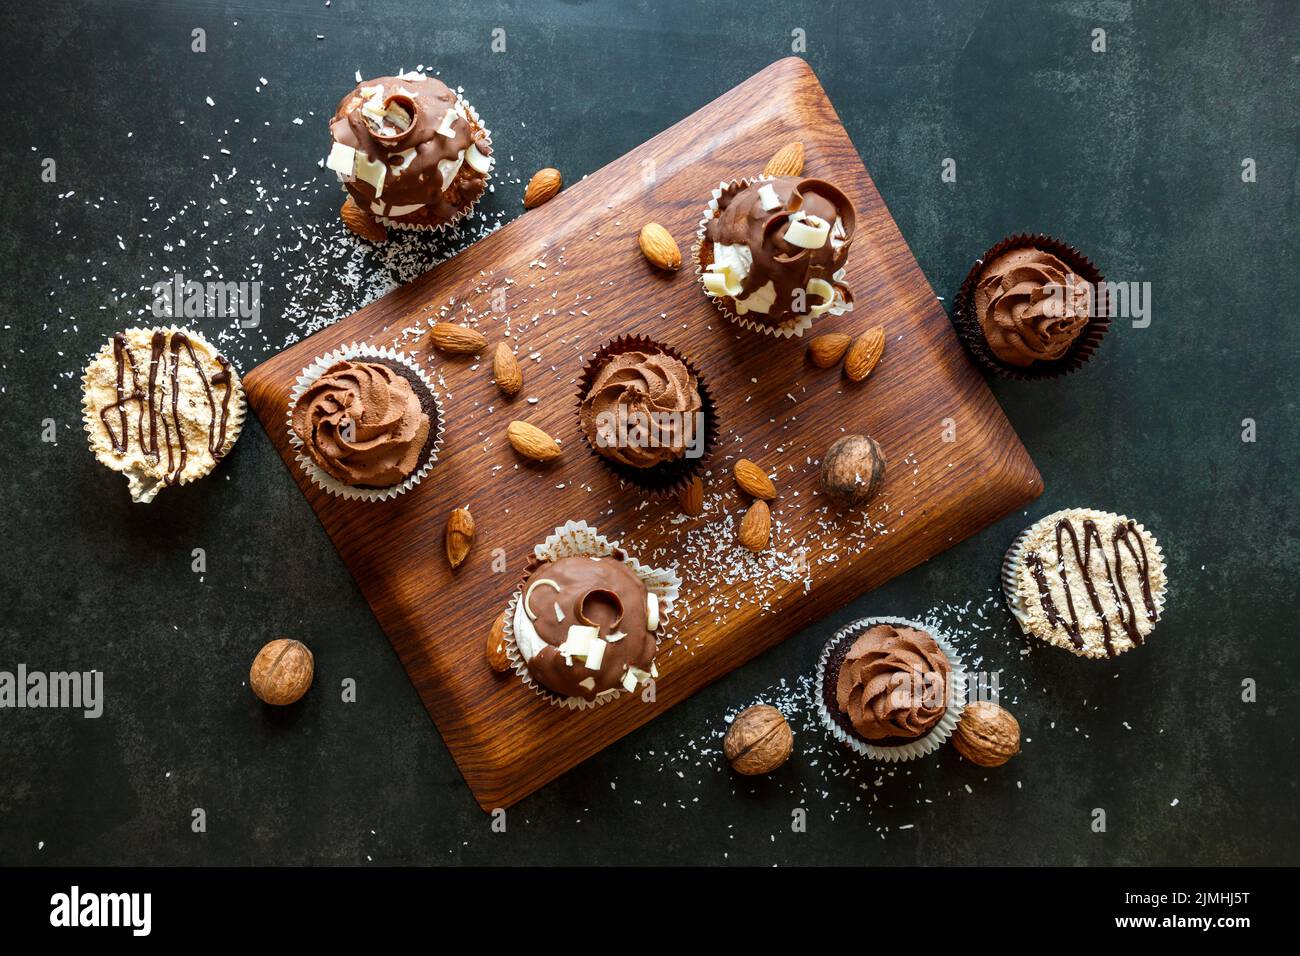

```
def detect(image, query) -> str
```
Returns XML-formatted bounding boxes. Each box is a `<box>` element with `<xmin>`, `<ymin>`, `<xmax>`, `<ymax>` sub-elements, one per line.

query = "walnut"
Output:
<box><xmin>952</xmin><ymin>701</ymin><xmax>1020</xmax><ymax>767</ymax></box>
<box><xmin>249</xmin><ymin>639</ymin><xmax>314</xmax><ymax>706</ymax></box>
<box><xmin>819</xmin><ymin>434</ymin><xmax>886</xmax><ymax>508</ymax></box>
<box><xmin>724</xmin><ymin>704</ymin><xmax>794</xmax><ymax>775</ymax></box>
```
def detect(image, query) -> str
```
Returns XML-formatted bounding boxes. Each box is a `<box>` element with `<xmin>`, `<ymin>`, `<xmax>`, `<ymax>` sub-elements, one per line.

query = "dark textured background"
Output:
<box><xmin>1</xmin><ymin>0</ymin><xmax>1296</xmax><ymax>866</ymax></box>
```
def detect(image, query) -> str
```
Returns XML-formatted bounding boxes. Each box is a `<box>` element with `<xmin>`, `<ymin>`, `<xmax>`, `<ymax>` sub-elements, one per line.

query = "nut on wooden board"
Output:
<box><xmin>524</xmin><ymin>167</ymin><xmax>562</xmax><ymax>208</ymax></box>
<box><xmin>445</xmin><ymin>507</ymin><xmax>475</xmax><ymax>569</ymax></box>
<box><xmin>820</xmin><ymin>434</ymin><xmax>886</xmax><ymax>508</ymax></box>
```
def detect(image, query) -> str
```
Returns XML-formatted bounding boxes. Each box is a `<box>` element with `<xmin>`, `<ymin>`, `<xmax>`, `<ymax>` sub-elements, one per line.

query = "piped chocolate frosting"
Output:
<box><xmin>973</xmin><ymin>247</ymin><xmax>1092</xmax><ymax>366</ymax></box>
<box><xmin>290</xmin><ymin>359</ymin><xmax>430</xmax><ymax>488</ymax></box>
<box><xmin>832</xmin><ymin>624</ymin><xmax>951</xmax><ymax>741</ymax></box>
<box><xmin>579</xmin><ymin>350</ymin><xmax>702</xmax><ymax>469</ymax></box>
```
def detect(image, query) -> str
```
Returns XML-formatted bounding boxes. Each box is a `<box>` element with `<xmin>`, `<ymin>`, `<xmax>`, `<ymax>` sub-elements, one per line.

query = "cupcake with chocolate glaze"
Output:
<box><xmin>953</xmin><ymin>233</ymin><xmax>1109</xmax><ymax>379</ymax></box>
<box><xmin>503</xmin><ymin>521</ymin><xmax>681</xmax><ymax>710</ymax></box>
<box><xmin>577</xmin><ymin>336</ymin><xmax>716</xmax><ymax>500</ymax></box>
<box><xmin>815</xmin><ymin>617</ymin><xmax>966</xmax><ymax>762</ymax></box>
<box><xmin>1002</xmin><ymin>508</ymin><xmax>1167</xmax><ymax>659</ymax></box>
<box><xmin>694</xmin><ymin>176</ymin><xmax>855</xmax><ymax>338</ymax></box>
<box><xmin>81</xmin><ymin>327</ymin><xmax>245</xmax><ymax>504</ymax></box>
<box><xmin>287</xmin><ymin>343</ymin><xmax>444</xmax><ymax>501</ymax></box>
<box><xmin>324</xmin><ymin>71</ymin><xmax>493</xmax><ymax>232</ymax></box>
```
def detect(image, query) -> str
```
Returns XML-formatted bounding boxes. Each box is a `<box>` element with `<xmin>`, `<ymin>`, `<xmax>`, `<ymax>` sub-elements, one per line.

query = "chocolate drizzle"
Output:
<box><xmin>98</xmin><ymin>329</ymin><xmax>238</xmax><ymax>488</ymax></box>
<box><xmin>1035</xmin><ymin>516</ymin><xmax>1160</xmax><ymax>657</ymax></box>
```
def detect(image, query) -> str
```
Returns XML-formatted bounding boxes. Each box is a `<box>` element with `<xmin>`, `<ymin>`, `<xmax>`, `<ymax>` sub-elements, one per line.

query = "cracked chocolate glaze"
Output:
<box><xmin>329</xmin><ymin>73</ymin><xmax>492</xmax><ymax>225</ymax></box>
<box><xmin>703</xmin><ymin>176</ymin><xmax>855</xmax><ymax>325</ymax></box>
<box><xmin>516</xmin><ymin>555</ymin><xmax>656</xmax><ymax>702</ymax></box>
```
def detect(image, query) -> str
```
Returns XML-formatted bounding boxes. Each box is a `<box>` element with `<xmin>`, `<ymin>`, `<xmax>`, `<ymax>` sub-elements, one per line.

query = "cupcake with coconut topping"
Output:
<box><xmin>325</xmin><ymin>71</ymin><xmax>493</xmax><ymax>232</ymax></box>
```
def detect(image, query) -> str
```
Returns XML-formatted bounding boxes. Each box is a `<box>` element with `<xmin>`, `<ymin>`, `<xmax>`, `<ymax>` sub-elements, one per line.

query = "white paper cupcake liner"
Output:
<box><xmin>814</xmin><ymin>616</ymin><xmax>968</xmax><ymax>763</ymax></box>
<box><xmin>371</xmin><ymin>96</ymin><xmax>492</xmax><ymax>233</ymax></box>
<box><xmin>693</xmin><ymin>177</ymin><xmax>853</xmax><ymax>340</ymax></box>
<box><xmin>502</xmin><ymin>520</ymin><xmax>681</xmax><ymax>711</ymax></box>
<box><xmin>81</xmin><ymin>325</ymin><xmax>247</xmax><ymax>504</ymax></box>
<box><xmin>286</xmin><ymin>343</ymin><xmax>445</xmax><ymax>502</ymax></box>
<box><xmin>1001</xmin><ymin>508</ymin><xmax>1168</xmax><ymax>657</ymax></box>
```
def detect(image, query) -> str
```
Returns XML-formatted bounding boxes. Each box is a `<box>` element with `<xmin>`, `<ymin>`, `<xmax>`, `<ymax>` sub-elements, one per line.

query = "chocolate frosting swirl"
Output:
<box><xmin>329</xmin><ymin>73</ymin><xmax>492</xmax><ymax>225</ymax></box>
<box><xmin>579</xmin><ymin>350</ymin><xmax>702</xmax><ymax>469</ymax></box>
<box><xmin>291</xmin><ymin>360</ymin><xmax>429</xmax><ymax>488</ymax></box>
<box><xmin>703</xmin><ymin>176</ymin><xmax>855</xmax><ymax>325</ymax></box>
<box><xmin>518</xmin><ymin>555</ymin><xmax>656</xmax><ymax>701</ymax></box>
<box><xmin>973</xmin><ymin>247</ymin><xmax>1092</xmax><ymax>366</ymax></box>
<box><xmin>834</xmin><ymin>624</ymin><xmax>951</xmax><ymax>740</ymax></box>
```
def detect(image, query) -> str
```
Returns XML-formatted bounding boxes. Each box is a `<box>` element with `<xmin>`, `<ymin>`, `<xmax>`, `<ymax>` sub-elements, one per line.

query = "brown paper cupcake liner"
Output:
<box><xmin>951</xmin><ymin>232</ymin><xmax>1110</xmax><ymax>380</ymax></box>
<box><xmin>692</xmin><ymin>178</ymin><xmax>853</xmax><ymax>340</ymax></box>
<box><xmin>501</xmin><ymin>520</ymin><xmax>681</xmax><ymax>711</ymax></box>
<box><xmin>286</xmin><ymin>343</ymin><xmax>445</xmax><ymax>502</ymax></box>
<box><xmin>346</xmin><ymin>95</ymin><xmax>492</xmax><ymax>234</ymax></box>
<box><xmin>575</xmin><ymin>335</ymin><xmax>718</xmax><ymax>501</ymax></box>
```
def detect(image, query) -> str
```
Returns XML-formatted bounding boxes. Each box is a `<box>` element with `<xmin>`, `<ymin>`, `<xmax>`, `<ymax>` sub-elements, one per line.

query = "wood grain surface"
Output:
<box><xmin>243</xmin><ymin>57</ymin><xmax>1042</xmax><ymax>810</ymax></box>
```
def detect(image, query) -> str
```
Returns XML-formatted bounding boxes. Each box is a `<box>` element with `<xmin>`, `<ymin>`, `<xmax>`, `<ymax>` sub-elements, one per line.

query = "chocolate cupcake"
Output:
<box><xmin>694</xmin><ymin>176</ymin><xmax>855</xmax><ymax>338</ymax></box>
<box><xmin>1002</xmin><ymin>508</ymin><xmax>1167</xmax><ymax>659</ymax></box>
<box><xmin>503</xmin><ymin>521</ymin><xmax>681</xmax><ymax>710</ymax></box>
<box><xmin>815</xmin><ymin>617</ymin><xmax>966</xmax><ymax>762</ymax></box>
<box><xmin>576</xmin><ymin>336</ymin><xmax>716</xmax><ymax>500</ymax></box>
<box><xmin>325</xmin><ymin>71</ymin><xmax>493</xmax><ymax>232</ymax></box>
<box><xmin>287</xmin><ymin>343</ymin><xmax>444</xmax><ymax>501</ymax></box>
<box><xmin>952</xmin><ymin>233</ymin><xmax>1109</xmax><ymax>379</ymax></box>
<box><xmin>81</xmin><ymin>327</ymin><xmax>245</xmax><ymax>503</ymax></box>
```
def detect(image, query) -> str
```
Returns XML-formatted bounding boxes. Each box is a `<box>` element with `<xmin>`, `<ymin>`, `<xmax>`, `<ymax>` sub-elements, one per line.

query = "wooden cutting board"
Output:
<box><xmin>243</xmin><ymin>57</ymin><xmax>1042</xmax><ymax>810</ymax></box>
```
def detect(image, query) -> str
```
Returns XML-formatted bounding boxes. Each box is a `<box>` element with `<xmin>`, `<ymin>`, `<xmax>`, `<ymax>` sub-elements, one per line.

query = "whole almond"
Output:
<box><xmin>492</xmin><ymin>342</ymin><xmax>522</xmax><ymax>397</ymax></box>
<box><xmin>844</xmin><ymin>326</ymin><xmax>886</xmax><ymax>382</ymax></box>
<box><xmin>679</xmin><ymin>475</ymin><xmax>704</xmax><ymax>516</ymax></box>
<box><xmin>734</xmin><ymin>459</ymin><xmax>776</xmax><ymax>500</ymax></box>
<box><xmin>428</xmin><ymin>322</ymin><xmax>487</xmax><ymax>355</ymax></box>
<box><xmin>807</xmin><ymin>332</ymin><xmax>852</xmax><ymax>369</ymax></box>
<box><xmin>738</xmin><ymin>499</ymin><xmax>771</xmax><ymax>552</ymax></box>
<box><xmin>524</xmin><ymin>167</ymin><xmax>562</xmax><ymax>208</ymax></box>
<box><xmin>763</xmin><ymin>142</ymin><xmax>805</xmax><ymax>178</ymax></box>
<box><xmin>487</xmin><ymin>611</ymin><xmax>510</xmax><ymax>673</ymax></box>
<box><xmin>638</xmin><ymin>222</ymin><xmax>681</xmax><ymax>271</ymax></box>
<box><xmin>445</xmin><ymin>507</ymin><xmax>475</xmax><ymax>569</ymax></box>
<box><xmin>506</xmin><ymin>420</ymin><xmax>562</xmax><ymax>462</ymax></box>
<box><xmin>340</xmin><ymin>196</ymin><xmax>387</xmax><ymax>243</ymax></box>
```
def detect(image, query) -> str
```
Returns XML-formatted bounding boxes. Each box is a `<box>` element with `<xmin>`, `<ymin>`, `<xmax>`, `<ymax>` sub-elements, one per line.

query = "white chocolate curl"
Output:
<box><xmin>784</xmin><ymin>213</ymin><xmax>831</xmax><ymax>249</ymax></box>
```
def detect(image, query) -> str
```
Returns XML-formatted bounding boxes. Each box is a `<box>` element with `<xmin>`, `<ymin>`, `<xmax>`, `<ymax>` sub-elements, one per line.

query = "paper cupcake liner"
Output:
<box><xmin>286</xmin><ymin>343</ymin><xmax>445</xmax><ymax>502</ymax></box>
<box><xmin>1001</xmin><ymin>508</ymin><xmax>1168</xmax><ymax>657</ymax></box>
<box><xmin>355</xmin><ymin>96</ymin><xmax>492</xmax><ymax>234</ymax></box>
<box><xmin>502</xmin><ymin>520</ymin><xmax>681</xmax><ymax>711</ymax></box>
<box><xmin>692</xmin><ymin>178</ymin><xmax>853</xmax><ymax>340</ymax></box>
<box><xmin>950</xmin><ymin>232</ymin><xmax>1110</xmax><ymax>380</ymax></box>
<box><xmin>575</xmin><ymin>335</ymin><xmax>719</xmax><ymax>501</ymax></box>
<box><xmin>814</xmin><ymin>616</ymin><xmax>968</xmax><ymax>762</ymax></box>
<box><xmin>80</xmin><ymin>325</ymin><xmax>247</xmax><ymax>504</ymax></box>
